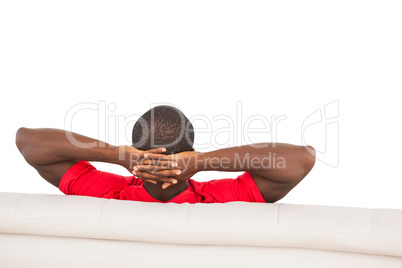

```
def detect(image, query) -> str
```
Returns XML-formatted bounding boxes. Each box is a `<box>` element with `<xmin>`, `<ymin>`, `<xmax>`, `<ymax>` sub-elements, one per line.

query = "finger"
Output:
<box><xmin>143</xmin><ymin>153</ymin><xmax>170</xmax><ymax>161</ymax></box>
<box><xmin>135</xmin><ymin>160</ymin><xmax>178</xmax><ymax>168</ymax></box>
<box><xmin>162</xmin><ymin>182</ymin><xmax>173</xmax><ymax>189</ymax></box>
<box><xmin>153</xmin><ymin>169</ymin><xmax>182</xmax><ymax>178</ymax></box>
<box><xmin>144</xmin><ymin>179</ymin><xmax>158</xmax><ymax>184</ymax></box>
<box><xmin>133</xmin><ymin>171</ymin><xmax>179</xmax><ymax>183</ymax></box>
<box><xmin>134</xmin><ymin>165</ymin><xmax>178</xmax><ymax>172</ymax></box>
<box><xmin>135</xmin><ymin>169</ymin><xmax>182</xmax><ymax>178</ymax></box>
<box><xmin>158</xmin><ymin>177</ymin><xmax>178</xmax><ymax>184</ymax></box>
<box><xmin>132</xmin><ymin>170</ymin><xmax>160</xmax><ymax>180</ymax></box>
<box><xmin>145</xmin><ymin>147</ymin><xmax>166</xmax><ymax>154</ymax></box>
<box><xmin>141</xmin><ymin>176</ymin><xmax>177</xmax><ymax>185</ymax></box>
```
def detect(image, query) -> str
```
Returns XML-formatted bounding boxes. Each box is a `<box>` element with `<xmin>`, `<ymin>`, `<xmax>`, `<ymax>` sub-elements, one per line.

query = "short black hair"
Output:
<box><xmin>132</xmin><ymin>105</ymin><xmax>194</xmax><ymax>154</ymax></box>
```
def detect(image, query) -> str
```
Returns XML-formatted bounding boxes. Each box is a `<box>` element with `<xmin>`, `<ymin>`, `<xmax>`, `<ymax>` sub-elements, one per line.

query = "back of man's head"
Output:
<box><xmin>132</xmin><ymin>105</ymin><xmax>194</xmax><ymax>154</ymax></box>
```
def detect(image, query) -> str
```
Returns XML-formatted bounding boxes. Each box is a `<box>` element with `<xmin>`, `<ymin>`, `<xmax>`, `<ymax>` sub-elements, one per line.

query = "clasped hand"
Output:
<box><xmin>129</xmin><ymin>147</ymin><xmax>199</xmax><ymax>189</ymax></box>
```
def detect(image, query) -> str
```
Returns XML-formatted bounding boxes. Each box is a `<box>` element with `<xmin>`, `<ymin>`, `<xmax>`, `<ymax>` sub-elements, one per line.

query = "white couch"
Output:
<box><xmin>0</xmin><ymin>192</ymin><xmax>401</xmax><ymax>268</ymax></box>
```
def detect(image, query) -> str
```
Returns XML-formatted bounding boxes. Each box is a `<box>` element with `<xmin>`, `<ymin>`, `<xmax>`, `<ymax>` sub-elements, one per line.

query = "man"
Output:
<box><xmin>16</xmin><ymin>105</ymin><xmax>315</xmax><ymax>203</ymax></box>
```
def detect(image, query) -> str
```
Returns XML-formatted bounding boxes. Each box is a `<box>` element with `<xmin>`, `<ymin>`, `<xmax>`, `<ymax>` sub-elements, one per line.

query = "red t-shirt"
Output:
<box><xmin>59</xmin><ymin>161</ymin><xmax>265</xmax><ymax>203</ymax></box>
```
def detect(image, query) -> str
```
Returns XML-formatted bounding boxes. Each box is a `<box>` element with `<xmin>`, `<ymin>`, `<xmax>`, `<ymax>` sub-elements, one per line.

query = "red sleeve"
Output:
<box><xmin>199</xmin><ymin>172</ymin><xmax>266</xmax><ymax>203</ymax></box>
<box><xmin>59</xmin><ymin>161</ymin><xmax>137</xmax><ymax>199</ymax></box>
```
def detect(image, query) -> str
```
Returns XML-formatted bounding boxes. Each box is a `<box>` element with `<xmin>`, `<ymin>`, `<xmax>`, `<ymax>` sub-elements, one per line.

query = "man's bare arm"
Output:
<box><xmin>15</xmin><ymin>128</ymin><xmax>177</xmax><ymax>188</ymax></box>
<box><xmin>137</xmin><ymin>143</ymin><xmax>316</xmax><ymax>202</ymax></box>
<box><xmin>198</xmin><ymin>143</ymin><xmax>315</xmax><ymax>202</ymax></box>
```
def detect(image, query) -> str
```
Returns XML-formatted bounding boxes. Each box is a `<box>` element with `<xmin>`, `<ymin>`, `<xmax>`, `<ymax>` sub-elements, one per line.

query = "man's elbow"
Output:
<box><xmin>302</xmin><ymin>145</ymin><xmax>316</xmax><ymax>177</ymax></box>
<box><xmin>16</xmin><ymin>127</ymin><xmax>28</xmax><ymax>152</ymax></box>
<box><xmin>16</xmin><ymin>127</ymin><xmax>35</xmax><ymax>163</ymax></box>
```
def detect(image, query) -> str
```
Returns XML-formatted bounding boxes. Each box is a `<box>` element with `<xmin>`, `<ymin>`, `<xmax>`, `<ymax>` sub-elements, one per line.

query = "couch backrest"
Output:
<box><xmin>0</xmin><ymin>192</ymin><xmax>401</xmax><ymax>257</ymax></box>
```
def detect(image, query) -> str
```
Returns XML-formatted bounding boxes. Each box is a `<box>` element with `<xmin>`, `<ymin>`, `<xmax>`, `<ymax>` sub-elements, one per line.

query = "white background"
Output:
<box><xmin>1</xmin><ymin>1</ymin><xmax>401</xmax><ymax>208</ymax></box>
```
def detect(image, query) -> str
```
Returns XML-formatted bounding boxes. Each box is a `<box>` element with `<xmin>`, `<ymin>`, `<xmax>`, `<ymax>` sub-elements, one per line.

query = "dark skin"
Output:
<box><xmin>135</xmin><ymin>144</ymin><xmax>316</xmax><ymax>202</ymax></box>
<box><xmin>16</xmin><ymin>128</ymin><xmax>316</xmax><ymax>203</ymax></box>
<box><xmin>15</xmin><ymin>128</ymin><xmax>182</xmax><ymax>201</ymax></box>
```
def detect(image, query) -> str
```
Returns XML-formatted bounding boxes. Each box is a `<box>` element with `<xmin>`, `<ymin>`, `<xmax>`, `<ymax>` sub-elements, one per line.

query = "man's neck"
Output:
<box><xmin>143</xmin><ymin>179</ymin><xmax>189</xmax><ymax>202</ymax></box>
